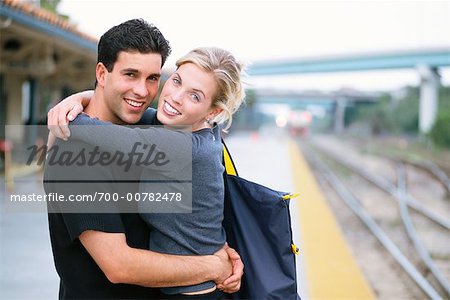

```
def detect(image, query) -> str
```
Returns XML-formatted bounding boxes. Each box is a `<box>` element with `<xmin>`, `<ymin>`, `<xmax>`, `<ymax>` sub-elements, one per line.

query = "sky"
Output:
<box><xmin>58</xmin><ymin>0</ymin><xmax>450</xmax><ymax>92</ymax></box>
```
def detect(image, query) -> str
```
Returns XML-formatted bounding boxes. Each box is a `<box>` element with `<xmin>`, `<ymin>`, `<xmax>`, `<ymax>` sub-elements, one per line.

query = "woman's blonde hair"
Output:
<box><xmin>175</xmin><ymin>47</ymin><xmax>246</xmax><ymax>131</ymax></box>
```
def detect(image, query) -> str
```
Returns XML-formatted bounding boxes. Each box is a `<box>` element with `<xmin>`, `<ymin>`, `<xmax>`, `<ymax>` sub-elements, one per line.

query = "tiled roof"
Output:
<box><xmin>1</xmin><ymin>0</ymin><xmax>97</xmax><ymax>43</ymax></box>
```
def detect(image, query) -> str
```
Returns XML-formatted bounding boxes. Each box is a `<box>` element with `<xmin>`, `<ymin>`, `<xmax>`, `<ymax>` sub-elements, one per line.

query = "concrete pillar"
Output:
<box><xmin>25</xmin><ymin>78</ymin><xmax>38</xmax><ymax>146</ymax></box>
<box><xmin>5</xmin><ymin>75</ymin><xmax>25</xmax><ymax>143</ymax></box>
<box><xmin>334</xmin><ymin>97</ymin><xmax>346</xmax><ymax>134</ymax></box>
<box><xmin>417</xmin><ymin>65</ymin><xmax>440</xmax><ymax>134</ymax></box>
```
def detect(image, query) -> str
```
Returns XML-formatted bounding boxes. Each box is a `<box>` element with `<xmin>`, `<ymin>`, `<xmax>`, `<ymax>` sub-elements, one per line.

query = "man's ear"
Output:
<box><xmin>95</xmin><ymin>63</ymin><xmax>108</xmax><ymax>87</ymax></box>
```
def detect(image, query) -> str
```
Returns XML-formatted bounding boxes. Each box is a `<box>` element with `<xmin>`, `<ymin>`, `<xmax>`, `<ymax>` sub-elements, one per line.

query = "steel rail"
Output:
<box><xmin>397</xmin><ymin>164</ymin><xmax>450</xmax><ymax>297</ymax></box>
<box><xmin>310</xmin><ymin>144</ymin><xmax>450</xmax><ymax>230</ymax></box>
<box><xmin>302</xmin><ymin>146</ymin><xmax>443</xmax><ymax>300</ymax></box>
<box><xmin>406</xmin><ymin>159</ymin><xmax>450</xmax><ymax>195</ymax></box>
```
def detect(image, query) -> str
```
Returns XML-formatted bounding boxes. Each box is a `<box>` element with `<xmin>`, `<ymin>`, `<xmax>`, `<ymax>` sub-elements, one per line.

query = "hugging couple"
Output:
<box><xmin>44</xmin><ymin>18</ymin><xmax>246</xmax><ymax>300</ymax></box>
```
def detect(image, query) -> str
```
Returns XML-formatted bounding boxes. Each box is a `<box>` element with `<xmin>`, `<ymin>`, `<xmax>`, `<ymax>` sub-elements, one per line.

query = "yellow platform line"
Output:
<box><xmin>289</xmin><ymin>140</ymin><xmax>375</xmax><ymax>300</ymax></box>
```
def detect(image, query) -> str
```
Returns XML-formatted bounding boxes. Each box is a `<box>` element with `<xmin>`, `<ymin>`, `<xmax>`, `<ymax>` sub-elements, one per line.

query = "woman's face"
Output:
<box><xmin>157</xmin><ymin>63</ymin><xmax>220</xmax><ymax>131</ymax></box>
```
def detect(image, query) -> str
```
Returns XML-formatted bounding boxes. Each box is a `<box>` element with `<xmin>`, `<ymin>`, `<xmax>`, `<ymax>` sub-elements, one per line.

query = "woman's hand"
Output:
<box><xmin>216</xmin><ymin>243</ymin><xmax>244</xmax><ymax>293</ymax></box>
<box><xmin>47</xmin><ymin>90</ymin><xmax>94</xmax><ymax>139</ymax></box>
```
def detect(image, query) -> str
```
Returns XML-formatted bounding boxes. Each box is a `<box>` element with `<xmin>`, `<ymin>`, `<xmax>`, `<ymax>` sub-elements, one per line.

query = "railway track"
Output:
<box><xmin>299</xmin><ymin>139</ymin><xmax>450</xmax><ymax>300</ymax></box>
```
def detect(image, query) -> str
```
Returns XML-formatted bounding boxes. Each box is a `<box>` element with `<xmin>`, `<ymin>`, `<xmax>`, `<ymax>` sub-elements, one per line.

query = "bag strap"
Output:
<box><xmin>222</xmin><ymin>138</ymin><xmax>238</xmax><ymax>176</ymax></box>
<box><xmin>221</xmin><ymin>139</ymin><xmax>236</xmax><ymax>249</ymax></box>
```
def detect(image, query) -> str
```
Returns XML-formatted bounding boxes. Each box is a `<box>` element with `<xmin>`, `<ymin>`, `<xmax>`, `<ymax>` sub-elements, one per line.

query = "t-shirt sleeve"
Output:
<box><xmin>69</xmin><ymin>114</ymin><xmax>192</xmax><ymax>173</ymax></box>
<box><xmin>62</xmin><ymin>213</ymin><xmax>125</xmax><ymax>241</ymax></box>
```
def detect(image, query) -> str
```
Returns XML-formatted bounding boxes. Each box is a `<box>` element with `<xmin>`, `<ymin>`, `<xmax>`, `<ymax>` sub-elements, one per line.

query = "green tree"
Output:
<box><xmin>429</xmin><ymin>111</ymin><xmax>450</xmax><ymax>147</ymax></box>
<box><xmin>352</xmin><ymin>87</ymin><xmax>421</xmax><ymax>135</ymax></box>
<box><xmin>351</xmin><ymin>85</ymin><xmax>450</xmax><ymax>148</ymax></box>
<box><xmin>391</xmin><ymin>87</ymin><xmax>419</xmax><ymax>133</ymax></box>
<box><xmin>356</xmin><ymin>94</ymin><xmax>395</xmax><ymax>135</ymax></box>
<box><xmin>429</xmin><ymin>86</ymin><xmax>450</xmax><ymax>147</ymax></box>
<box><xmin>40</xmin><ymin>0</ymin><xmax>61</xmax><ymax>13</ymax></box>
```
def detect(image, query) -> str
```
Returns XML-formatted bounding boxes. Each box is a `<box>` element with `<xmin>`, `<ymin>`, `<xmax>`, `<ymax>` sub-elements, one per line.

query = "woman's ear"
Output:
<box><xmin>95</xmin><ymin>63</ymin><xmax>107</xmax><ymax>87</ymax></box>
<box><xmin>207</xmin><ymin>107</ymin><xmax>223</xmax><ymax>120</ymax></box>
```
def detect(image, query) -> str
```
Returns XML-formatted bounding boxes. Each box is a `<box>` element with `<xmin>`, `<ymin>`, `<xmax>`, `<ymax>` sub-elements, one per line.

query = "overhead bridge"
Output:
<box><xmin>249</xmin><ymin>49</ymin><xmax>450</xmax><ymax>133</ymax></box>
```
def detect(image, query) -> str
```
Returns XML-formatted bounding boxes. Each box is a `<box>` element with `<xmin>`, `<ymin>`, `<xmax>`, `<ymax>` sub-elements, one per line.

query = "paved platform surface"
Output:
<box><xmin>1</xmin><ymin>173</ymin><xmax>59</xmax><ymax>299</ymax></box>
<box><xmin>1</xmin><ymin>129</ymin><xmax>374</xmax><ymax>299</ymax></box>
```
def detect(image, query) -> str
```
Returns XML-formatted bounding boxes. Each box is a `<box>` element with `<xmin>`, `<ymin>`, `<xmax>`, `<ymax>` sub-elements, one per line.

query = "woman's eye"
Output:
<box><xmin>191</xmin><ymin>94</ymin><xmax>200</xmax><ymax>102</ymax></box>
<box><xmin>172</xmin><ymin>78</ymin><xmax>180</xmax><ymax>84</ymax></box>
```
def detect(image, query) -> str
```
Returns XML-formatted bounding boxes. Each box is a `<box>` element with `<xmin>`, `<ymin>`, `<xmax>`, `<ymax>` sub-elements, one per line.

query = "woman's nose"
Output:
<box><xmin>171</xmin><ymin>89</ymin><xmax>184</xmax><ymax>104</ymax></box>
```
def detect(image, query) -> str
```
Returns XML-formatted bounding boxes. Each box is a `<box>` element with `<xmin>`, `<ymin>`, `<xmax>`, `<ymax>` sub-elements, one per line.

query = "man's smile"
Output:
<box><xmin>124</xmin><ymin>98</ymin><xmax>145</xmax><ymax>108</ymax></box>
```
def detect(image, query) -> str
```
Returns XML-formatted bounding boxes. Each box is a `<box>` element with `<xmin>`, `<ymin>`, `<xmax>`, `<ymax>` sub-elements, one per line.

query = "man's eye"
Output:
<box><xmin>149</xmin><ymin>76</ymin><xmax>159</xmax><ymax>81</ymax></box>
<box><xmin>126</xmin><ymin>73</ymin><xmax>135</xmax><ymax>77</ymax></box>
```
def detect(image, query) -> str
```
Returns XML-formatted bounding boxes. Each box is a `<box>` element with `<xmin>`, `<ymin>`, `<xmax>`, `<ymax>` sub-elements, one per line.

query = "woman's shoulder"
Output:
<box><xmin>192</xmin><ymin>125</ymin><xmax>222</xmax><ymax>153</ymax></box>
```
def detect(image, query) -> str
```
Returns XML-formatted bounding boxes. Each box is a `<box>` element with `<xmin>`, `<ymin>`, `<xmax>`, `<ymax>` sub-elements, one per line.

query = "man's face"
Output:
<box><xmin>97</xmin><ymin>51</ymin><xmax>162</xmax><ymax>124</ymax></box>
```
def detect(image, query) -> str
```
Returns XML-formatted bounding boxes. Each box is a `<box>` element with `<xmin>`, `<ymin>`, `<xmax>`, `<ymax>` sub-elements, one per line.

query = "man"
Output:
<box><xmin>44</xmin><ymin>19</ymin><xmax>242</xmax><ymax>299</ymax></box>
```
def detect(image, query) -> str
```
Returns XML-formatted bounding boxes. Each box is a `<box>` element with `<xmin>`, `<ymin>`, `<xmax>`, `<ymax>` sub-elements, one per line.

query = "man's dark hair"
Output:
<box><xmin>98</xmin><ymin>18</ymin><xmax>171</xmax><ymax>71</ymax></box>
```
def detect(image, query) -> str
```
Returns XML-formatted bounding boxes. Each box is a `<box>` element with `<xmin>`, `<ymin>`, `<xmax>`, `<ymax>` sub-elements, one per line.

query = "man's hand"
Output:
<box><xmin>215</xmin><ymin>244</ymin><xmax>244</xmax><ymax>294</ymax></box>
<box><xmin>212</xmin><ymin>246</ymin><xmax>233</xmax><ymax>285</ymax></box>
<box><xmin>47</xmin><ymin>90</ymin><xmax>93</xmax><ymax>139</ymax></box>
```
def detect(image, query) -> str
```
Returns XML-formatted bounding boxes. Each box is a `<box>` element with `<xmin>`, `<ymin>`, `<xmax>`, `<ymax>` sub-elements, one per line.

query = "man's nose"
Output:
<box><xmin>133</xmin><ymin>79</ymin><xmax>149</xmax><ymax>98</ymax></box>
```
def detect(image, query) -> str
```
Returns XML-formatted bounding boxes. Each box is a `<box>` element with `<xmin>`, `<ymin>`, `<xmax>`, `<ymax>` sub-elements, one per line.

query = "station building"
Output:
<box><xmin>1</xmin><ymin>0</ymin><xmax>97</xmax><ymax>142</ymax></box>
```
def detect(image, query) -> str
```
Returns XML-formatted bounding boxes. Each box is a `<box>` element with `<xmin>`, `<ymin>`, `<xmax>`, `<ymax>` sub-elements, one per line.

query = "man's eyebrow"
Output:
<box><xmin>121</xmin><ymin>68</ymin><xmax>161</xmax><ymax>78</ymax></box>
<box><xmin>122</xmin><ymin>68</ymin><xmax>137</xmax><ymax>72</ymax></box>
<box><xmin>148</xmin><ymin>73</ymin><xmax>161</xmax><ymax>78</ymax></box>
<box><xmin>121</xmin><ymin>68</ymin><xmax>139</xmax><ymax>74</ymax></box>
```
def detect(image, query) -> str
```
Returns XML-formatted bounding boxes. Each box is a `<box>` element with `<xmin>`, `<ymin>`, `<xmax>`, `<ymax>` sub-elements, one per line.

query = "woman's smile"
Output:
<box><xmin>163</xmin><ymin>101</ymin><xmax>181</xmax><ymax>116</ymax></box>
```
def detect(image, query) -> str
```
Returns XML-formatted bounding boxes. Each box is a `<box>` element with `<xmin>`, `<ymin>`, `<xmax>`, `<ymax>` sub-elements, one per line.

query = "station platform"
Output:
<box><xmin>1</xmin><ymin>129</ymin><xmax>375</xmax><ymax>299</ymax></box>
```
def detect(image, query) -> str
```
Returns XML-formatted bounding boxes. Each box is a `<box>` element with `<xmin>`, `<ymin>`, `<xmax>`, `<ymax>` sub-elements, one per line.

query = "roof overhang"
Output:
<box><xmin>0</xmin><ymin>3</ymin><xmax>97</xmax><ymax>55</ymax></box>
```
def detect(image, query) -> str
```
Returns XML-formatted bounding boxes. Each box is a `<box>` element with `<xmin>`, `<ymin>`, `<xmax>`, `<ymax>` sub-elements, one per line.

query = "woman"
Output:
<box><xmin>50</xmin><ymin>47</ymin><xmax>245</xmax><ymax>299</ymax></box>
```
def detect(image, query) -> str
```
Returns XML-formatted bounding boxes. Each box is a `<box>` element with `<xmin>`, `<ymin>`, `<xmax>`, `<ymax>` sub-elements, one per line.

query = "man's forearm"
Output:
<box><xmin>80</xmin><ymin>231</ymin><xmax>227</xmax><ymax>288</ymax></box>
<box><xmin>120</xmin><ymin>247</ymin><xmax>220</xmax><ymax>287</ymax></box>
